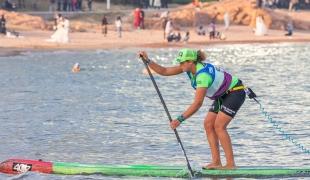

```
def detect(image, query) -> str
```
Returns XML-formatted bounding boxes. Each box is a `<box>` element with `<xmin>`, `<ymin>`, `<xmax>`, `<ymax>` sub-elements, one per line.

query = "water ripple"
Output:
<box><xmin>0</xmin><ymin>43</ymin><xmax>310</xmax><ymax>180</ymax></box>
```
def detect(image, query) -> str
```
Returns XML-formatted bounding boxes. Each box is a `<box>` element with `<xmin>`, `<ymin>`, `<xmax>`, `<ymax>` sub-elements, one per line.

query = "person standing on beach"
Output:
<box><xmin>153</xmin><ymin>0</ymin><xmax>161</xmax><ymax>9</ymax></box>
<box><xmin>115</xmin><ymin>16</ymin><xmax>122</xmax><ymax>38</ymax></box>
<box><xmin>49</xmin><ymin>0</ymin><xmax>56</xmax><ymax>11</ymax></box>
<box><xmin>257</xmin><ymin>0</ymin><xmax>262</xmax><ymax>8</ymax></box>
<box><xmin>63</xmin><ymin>17</ymin><xmax>71</xmax><ymax>42</ymax></box>
<box><xmin>67</xmin><ymin>0</ymin><xmax>73</xmax><ymax>11</ymax></box>
<box><xmin>183</xmin><ymin>31</ymin><xmax>190</xmax><ymax>43</ymax></box>
<box><xmin>289</xmin><ymin>0</ymin><xmax>298</xmax><ymax>11</ymax></box>
<box><xmin>0</xmin><ymin>14</ymin><xmax>6</xmax><ymax>35</ymax></box>
<box><xmin>144</xmin><ymin>0</ymin><xmax>150</xmax><ymax>9</ymax></box>
<box><xmin>306</xmin><ymin>0</ymin><xmax>310</xmax><ymax>9</ymax></box>
<box><xmin>53</xmin><ymin>13</ymin><xmax>59</xmax><ymax>30</ymax></box>
<box><xmin>162</xmin><ymin>17</ymin><xmax>168</xmax><ymax>39</ymax></box>
<box><xmin>138</xmin><ymin>48</ymin><xmax>246</xmax><ymax>169</ymax></box>
<box><xmin>102</xmin><ymin>15</ymin><xmax>108</xmax><ymax>37</ymax></box>
<box><xmin>133</xmin><ymin>7</ymin><xmax>140</xmax><ymax>29</ymax></box>
<box><xmin>208</xmin><ymin>22</ymin><xmax>215</xmax><ymax>40</ymax></box>
<box><xmin>224</xmin><ymin>11</ymin><xmax>230</xmax><ymax>30</ymax></box>
<box><xmin>77</xmin><ymin>0</ymin><xmax>82</xmax><ymax>10</ymax></box>
<box><xmin>57</xmin><ymin>0</ymin><xmax>61</xmax><ymax>11</ymax></box>
<box><xmin>62</xmin><ymin>0</ymin><xmax>68</xmax><ymax>11</ymax></box>
<box><xmin>193</xmin><ymin>0</ymin><xmax>202</xmax><ymax>10</ymax></box>
<box><xmin>197</xmin><ymin>25</ymin><xmax>205</xmax><ymax>36</ymax></box>
<box><xmin>285</xmin><ymin>23</ymin><xmax>293</xmax><ymax>36</ymax></box>
<box><xmin>72</xmin><ymin>0</ymin><xmax>76</xmax><ymax>11</ymax></box>
<box><xmin>161</xmin><ymin>0</ymin><xmax>168</xmax><ymax>8</ymax></box>
<box><xmin>165</xmin><ymin>18</ymin><xmax>173</xmax><ymax>41</ymax></box>
<box><xmin>87</xmin><ymin>0</ymin><xmax>92</xmax><ymax>11</ymax></box>
<box><xmin>255</xmin><ymin>14</ymin><xmax>267</xmax><ymax>36</ymax></box>
<box><xmin>149</xmin><ymin>0</ymin><xmax>154</xmax><ymax>8</ymax></box>
<box><xmin>139</xmin><ymin>8</ymin><xmax>145</xmax><ymax>29</ymax></box>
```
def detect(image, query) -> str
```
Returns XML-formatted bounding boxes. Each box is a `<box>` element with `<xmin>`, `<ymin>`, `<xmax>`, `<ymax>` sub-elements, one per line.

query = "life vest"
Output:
<box><xmin>186</xmin><ymin>62</ymin><xmax>231</xmax><ymax>100</ymax></box>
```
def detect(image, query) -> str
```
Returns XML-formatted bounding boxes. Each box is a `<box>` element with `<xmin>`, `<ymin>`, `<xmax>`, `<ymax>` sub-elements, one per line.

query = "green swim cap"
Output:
<box><xmin>172</xmin><ymin>48</ymin><xmax>197</xmax><ymax>64</ymax></box>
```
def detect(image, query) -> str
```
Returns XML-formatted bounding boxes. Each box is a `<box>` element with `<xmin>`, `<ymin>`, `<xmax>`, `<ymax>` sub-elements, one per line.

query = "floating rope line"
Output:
<box><xmin>245</xmin><ymin>88</ymin><xmax>310</xmax><ymax>155</ymax></box>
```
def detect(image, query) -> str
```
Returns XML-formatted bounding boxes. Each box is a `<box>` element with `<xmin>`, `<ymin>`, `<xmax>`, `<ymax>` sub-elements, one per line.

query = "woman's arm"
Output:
<box><xmin>170</xmin><ymin>87</ymin><xmax>207</xmax><ymax>130</ymax></box>
<box><xmin>148</xmin><ymin>62</ymin><xmax>183</xmax><ymax>76</ymax></box>
<box><xmin>182</xmin><ymin>87</ymin><xmax>207</xmax><ymax>119</ymax></box>
<box><xmin>138</xmin><ymin>51</ymin><xmax>183</xmax><ymax>76</ymax></box>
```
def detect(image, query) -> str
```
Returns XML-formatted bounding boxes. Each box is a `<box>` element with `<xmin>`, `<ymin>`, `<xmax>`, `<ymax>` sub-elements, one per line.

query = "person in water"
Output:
<box><xmin>138</xmin><ymin>48</ymin><xmax>246</xmax><ymax>169</ymax></box>
<box><xmin>72</xmin><ymin>63</ymin><xmax>80</xmax><ymax>72</ymax></box>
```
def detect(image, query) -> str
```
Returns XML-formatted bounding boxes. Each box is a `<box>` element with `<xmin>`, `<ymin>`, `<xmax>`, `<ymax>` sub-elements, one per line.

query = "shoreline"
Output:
<box><xmin>2</xmin><ymin>39</ymin><xmax>309</xmax><ymax>57</ymax></box>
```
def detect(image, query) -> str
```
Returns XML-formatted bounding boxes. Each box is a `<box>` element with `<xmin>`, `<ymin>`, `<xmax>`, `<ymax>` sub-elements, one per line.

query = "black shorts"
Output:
<box><xmin>209</xmin><ymin>80</ymin><xmax>246</xmax><ymax>118</ymax></box>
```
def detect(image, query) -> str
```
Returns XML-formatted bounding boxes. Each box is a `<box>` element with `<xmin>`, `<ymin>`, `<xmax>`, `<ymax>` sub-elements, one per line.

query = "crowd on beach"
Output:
<box><xmin>159</xmin><ymin>6</ymin><xmax>294</xmax><ymax>44</ymax></box>
<box><xmin>0</xmin><ymin>0</ymin><xmax>302</xmax><ymax>44</ymax></box>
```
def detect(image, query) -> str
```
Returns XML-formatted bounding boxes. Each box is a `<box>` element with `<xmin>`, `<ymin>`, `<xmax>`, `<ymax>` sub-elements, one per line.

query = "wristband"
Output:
<box><xmin>146</xmin><ymin>59</ymin><xmax>152</xmax><ymax>64</ymax></box>
<box><xmin>177</xmin><ymin>115</ymin><xmax>185</xmax><ymax>123</ymax></box>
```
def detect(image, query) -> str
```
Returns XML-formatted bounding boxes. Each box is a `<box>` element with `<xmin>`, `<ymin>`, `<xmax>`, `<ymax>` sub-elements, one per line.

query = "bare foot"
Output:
<box><xmin>203</xmin><ymin>163</ymin><xmax>222</xmax><ymax>169</ymax></box>
<box><xmin>222</xmin><ymin>164</ymin><xmax>236</xmax><ymax>169</ymax></box>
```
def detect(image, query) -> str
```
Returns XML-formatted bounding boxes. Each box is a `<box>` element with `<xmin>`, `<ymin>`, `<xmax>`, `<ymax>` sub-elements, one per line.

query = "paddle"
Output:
<box><xmin>140</xmin><ymin>56</ymin><xmax>195</xmax><ymax>178</ymax></box>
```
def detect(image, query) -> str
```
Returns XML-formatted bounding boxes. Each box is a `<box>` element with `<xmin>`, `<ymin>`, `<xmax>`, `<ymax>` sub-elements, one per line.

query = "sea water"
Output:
<box><xmin>0</xmin><ymin>43</ymin><xmax>309</xmax><ymax>180</ymax></box>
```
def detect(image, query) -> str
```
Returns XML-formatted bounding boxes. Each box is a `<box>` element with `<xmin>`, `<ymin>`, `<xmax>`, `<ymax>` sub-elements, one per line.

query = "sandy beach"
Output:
<box><xmin>1</xmin><ymin>0</ymin><xmax>310</xmax><ymax>58</ymax></box>
<box><xmin>1</xmin><ymin>23</ymin><xmax>310</xmax><ymax>56</ymax></box>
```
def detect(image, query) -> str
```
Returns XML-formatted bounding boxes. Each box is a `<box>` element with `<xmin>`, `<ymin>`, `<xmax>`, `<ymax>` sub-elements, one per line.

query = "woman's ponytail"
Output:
<box><xmin>197</xmin><ymin>50</ymin><xmax>206</xmax><ymax>62</ymax></box>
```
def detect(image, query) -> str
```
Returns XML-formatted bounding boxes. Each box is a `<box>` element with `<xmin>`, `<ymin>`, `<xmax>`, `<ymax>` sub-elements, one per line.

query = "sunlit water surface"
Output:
<box><xmin>0</xmin><ymin>43</ymin><xmax>310</xmax><ymax>180</ymax></box>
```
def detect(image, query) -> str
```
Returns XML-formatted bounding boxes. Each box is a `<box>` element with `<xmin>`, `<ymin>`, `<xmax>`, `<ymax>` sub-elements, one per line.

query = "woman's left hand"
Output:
<box><xmin>138</xmin><ymin>51</ymin><xmax>149</xmax><ymax>62</ymax></box>
<box><xmin>170</xmin><ymin>119</ymin><xmax>181</xmax><ymax>130</ymax></box>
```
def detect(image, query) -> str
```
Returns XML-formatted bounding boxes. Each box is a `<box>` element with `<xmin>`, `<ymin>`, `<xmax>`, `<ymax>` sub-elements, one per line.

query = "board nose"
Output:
<box><xmin>0</xmin><ymin>158</ymin><xmax>53</xmax><ymax>174</ymax></box>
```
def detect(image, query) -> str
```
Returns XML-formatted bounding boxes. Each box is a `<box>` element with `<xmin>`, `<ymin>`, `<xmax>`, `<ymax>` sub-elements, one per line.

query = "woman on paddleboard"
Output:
<box><xmin>138</xmin><ymin>48</ymin><xmax>246</xmax><ymax>169</ymax></box>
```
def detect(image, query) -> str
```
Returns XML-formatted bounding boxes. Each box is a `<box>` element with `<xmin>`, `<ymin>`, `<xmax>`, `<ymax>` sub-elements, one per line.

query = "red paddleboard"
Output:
<box><xmin>0</xmin><ymin>158</ymin><xmax>53</xmax><ymax>174</ymax></box>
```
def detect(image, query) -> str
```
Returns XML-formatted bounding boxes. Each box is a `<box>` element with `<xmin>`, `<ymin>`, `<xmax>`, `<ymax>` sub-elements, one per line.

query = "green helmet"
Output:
<box><xmin>172</xmin><ymin>48</ymin><xmax>197</xmax><ymax>64</ymax></box>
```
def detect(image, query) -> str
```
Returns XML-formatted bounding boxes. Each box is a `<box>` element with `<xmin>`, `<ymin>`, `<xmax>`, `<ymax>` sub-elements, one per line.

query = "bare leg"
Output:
<box><xmin>203</xmin><ymin>112</ymin><xmax>222</xmax><ymax>169</ymax></box>
<box><xmin>214</xmin><ymin>112</ymin><xmax>236</xmax><ymax>169</ymax></box>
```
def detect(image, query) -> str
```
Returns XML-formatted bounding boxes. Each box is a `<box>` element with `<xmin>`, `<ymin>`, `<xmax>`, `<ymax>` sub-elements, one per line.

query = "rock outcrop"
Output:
<box><xmin>0</xmin><ymin>10</ymin><xmax>48</xmax><ymax>30</ymax></box>
<box><xmin>164</xmin><ymin>0</ymin><xmax>310</xmax><ymax>30</ymax></box>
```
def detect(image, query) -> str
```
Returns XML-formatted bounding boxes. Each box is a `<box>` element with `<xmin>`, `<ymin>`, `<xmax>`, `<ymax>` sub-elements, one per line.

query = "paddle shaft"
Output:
<box><xmin>141</xmin><ymin>57</ymin><xmax>194</xmax><ymax>178</ymax></box>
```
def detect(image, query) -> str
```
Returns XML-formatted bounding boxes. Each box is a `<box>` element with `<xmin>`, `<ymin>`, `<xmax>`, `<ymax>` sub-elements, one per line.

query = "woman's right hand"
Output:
<box><xmin>138</xmin><ymin>51</ymin><xmax>149</xmax><ymax>62</ymax></box>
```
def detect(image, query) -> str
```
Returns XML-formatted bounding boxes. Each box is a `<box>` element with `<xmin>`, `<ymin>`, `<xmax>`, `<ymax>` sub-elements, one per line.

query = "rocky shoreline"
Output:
<box><xmin>1</xmin><ymin>0</ymin><xmax>310</xmax><ymax>54</ymax></box>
